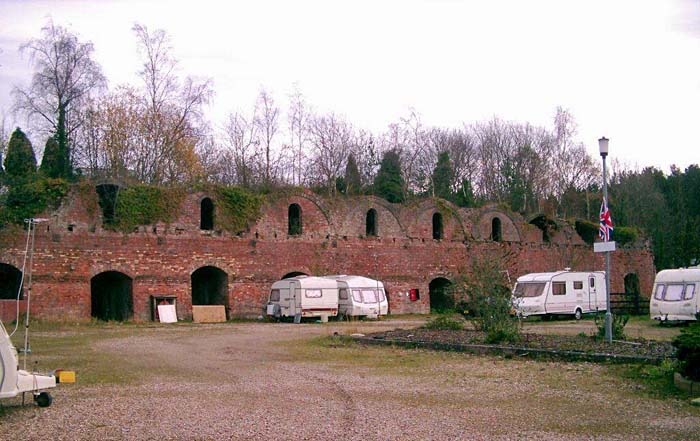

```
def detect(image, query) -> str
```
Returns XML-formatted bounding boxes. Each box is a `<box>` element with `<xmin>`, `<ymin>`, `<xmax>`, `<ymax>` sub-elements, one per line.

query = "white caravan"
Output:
<box><xmin>513</xmin><ymin>270</ymin><xmax>607</xmax><ymax>319</ymax></box>
<box><xmin>324</xmin><ymin>275</ymin><xmax>388</xmax><ymax>318</ymax></box>
<box><xmin>0</xmin><ymin>318</ymin><xmax>56</xmax><ymax>407</ymax></box>
<box><xmin>266</xmin><ymin>276</ymin><xmax>339</xmax><ymax>320</ymax></box>
<box><xmin>650</xmin><ymin>267</ymin><xmax>700</xmax><ymax>322</ymax></box>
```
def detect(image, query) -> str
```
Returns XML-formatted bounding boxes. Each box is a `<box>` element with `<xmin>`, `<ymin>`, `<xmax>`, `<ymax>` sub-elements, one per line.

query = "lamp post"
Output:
<box><xmin>599</xmin><ymin>137</ymin><xmax>613</xmax><ymax>343</ymax></box>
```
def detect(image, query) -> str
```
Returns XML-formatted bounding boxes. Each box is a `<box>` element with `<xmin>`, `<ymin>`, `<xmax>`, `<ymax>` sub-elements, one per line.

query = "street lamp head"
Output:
<box><xmin>598</xmin><ymin>137</ymin><xmax>609</xmax><ymax>157</ymax></box>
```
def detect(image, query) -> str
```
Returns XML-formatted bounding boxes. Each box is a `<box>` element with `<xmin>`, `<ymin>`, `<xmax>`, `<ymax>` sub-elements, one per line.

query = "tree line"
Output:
<box><xmin>1</xmin><ymin>21</ymin><xmax>697</xmax><ymax>270</ymax></box>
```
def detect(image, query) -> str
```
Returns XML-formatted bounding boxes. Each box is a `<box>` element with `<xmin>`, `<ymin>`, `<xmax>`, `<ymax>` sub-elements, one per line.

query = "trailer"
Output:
<box><xmin>324</xmin><ymin>275</ymin><xmax>388</xmax><ymax>318</ymax></box>
<box><xmin>266</xmin><ymin>276</ymin><xmax>339</xmax><ymax>321</ymax></box>
<box><xmin>650</xmin><ymin>267</ymin><xmax>700</xmax><ymax>322</ymax></box>
<box><xmin>513</xmin><ymin>270</ymin><xmax>607</xmax><ymax>319</ymax></box>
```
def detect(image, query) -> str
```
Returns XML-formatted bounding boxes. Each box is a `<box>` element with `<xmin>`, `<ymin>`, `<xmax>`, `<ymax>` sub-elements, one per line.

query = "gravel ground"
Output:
<box><xmin>1</xmin><ymin>319</ymin><xmax>698</xmax><ymax>440</ymax></box>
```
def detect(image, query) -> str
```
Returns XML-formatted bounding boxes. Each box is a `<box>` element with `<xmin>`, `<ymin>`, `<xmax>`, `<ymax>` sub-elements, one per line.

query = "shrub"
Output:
<box><xmin>594</xmin><ymin>313</ymin><xmax>629</xmax><ymax>340</ymax></box>
<box><xmin>672</xmin><ymin>320</ymin><xmax>700</xmax><ymax>381</ymax></box>
<box><xmin>424</xmin><ymin>315</ymin><xmax>464</xmax><ymax>331</ymax></box>
<box><xmin>575</xmin><ymin>219</ymin><xmax>598</xmax><ymax>244</ymax></box>
<box><xmin>111</xmin><ymin>185</ymin><xmax>186</xmax><ymax>232</ymax></box>
<box><xmin>452</xmin><ymin>255</ymin><xmax>520</xmax><ymax>343</ymax></box>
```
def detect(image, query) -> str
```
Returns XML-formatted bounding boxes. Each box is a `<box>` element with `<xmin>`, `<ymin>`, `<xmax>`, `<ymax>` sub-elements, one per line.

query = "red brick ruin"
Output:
<box><xmin>0</xmin><ymin>188</ymin><xmax>655</xmax><ymax>322</ymax></box>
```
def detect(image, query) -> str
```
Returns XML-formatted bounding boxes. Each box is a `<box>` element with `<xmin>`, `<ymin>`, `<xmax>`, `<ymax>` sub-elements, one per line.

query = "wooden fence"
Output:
<box><xmin>609</xmin><ymin>292</ymin><xmax>649</xmax><ymax>315</ymax></box>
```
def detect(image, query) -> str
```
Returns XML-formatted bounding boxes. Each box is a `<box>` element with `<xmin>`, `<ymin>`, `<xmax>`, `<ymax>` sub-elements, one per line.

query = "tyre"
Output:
<box><xmin>574</xmin><ymin>308</ymin><xmax>582</xmax><ymax>320</ymax></box>
<box><xmin>35</xmin><ymin>391</ymin><xmax>52</xmax><ymax>408</ymax></box>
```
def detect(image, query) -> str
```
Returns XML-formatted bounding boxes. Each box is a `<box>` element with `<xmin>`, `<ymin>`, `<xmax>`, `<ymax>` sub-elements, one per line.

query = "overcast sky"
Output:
<box><xmin>0</xmin><ymin>0</ymin><xmax>698</xmax><ymax>172</ymax></box>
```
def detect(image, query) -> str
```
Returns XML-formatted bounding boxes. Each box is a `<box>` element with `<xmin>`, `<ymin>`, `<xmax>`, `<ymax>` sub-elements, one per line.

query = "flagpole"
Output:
<box><xmin>599</xmin><ymin>137</ymin><xmax>613</xmax><ymax>343</ymax></box>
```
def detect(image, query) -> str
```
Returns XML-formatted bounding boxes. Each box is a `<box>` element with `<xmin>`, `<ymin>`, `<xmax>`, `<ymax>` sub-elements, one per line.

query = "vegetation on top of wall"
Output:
<box><xmin>214</xmin><ymin>186</ymin><xmax>264</xmax><ymax>234</ymax></box>
<box><xmin>574</xmin><ymin>219</ymin><xmax>639</xmax><ymax>246</ymax></box>
<box><xmin>0</xmin><ymin>177</ymin><xmax>70</xmax><ymax>227</ymax></box>
<box><xmin>109</xmin><ymin>185</ymin><xmax>186</xmax><ymax>232</ymax></box>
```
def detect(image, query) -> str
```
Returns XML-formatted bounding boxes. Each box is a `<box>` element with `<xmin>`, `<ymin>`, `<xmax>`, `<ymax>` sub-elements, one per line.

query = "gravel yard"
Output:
<box><xmin>1</xmin><ymin>318</ymin><xmax>699</xmax><ymax>440</ymax></box>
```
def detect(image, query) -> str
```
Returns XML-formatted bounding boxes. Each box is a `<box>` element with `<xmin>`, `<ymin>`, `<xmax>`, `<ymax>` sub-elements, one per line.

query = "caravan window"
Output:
<box><xmin>270</xmin><ymin>289</ymin><xmax>280</xmax><ymax>302</ymax></box>
<box><xmin>352</xmin><ymin>290</ymin><xmax>362</xmax><ymax>303</ymax></box>
<box><xmin>664</xmin><ymin>284</ymin><xmax>684</xmax><ymax>301</ymax></box>
<box><xmin>339</xmin><ymin>289</ymin><xmax>348</xmax><ymax>300</ymax></box>
<box><xmin>573</xmin><ymin>281</ymin><xmax>583</xmax><ymax>290</ymax></box>
<box><xmin>513</xmin><ymin>283</ymin><xmax>545</xmax><ymax>298</ymax></box>
<box><xmin>305</xmin><ymin>289</ymin><xmax>322</xmax><ymax>298</ymax></box>
<box><xmin>590</xmin><ymin>278</ymin><xmax>596</xmax><ymax>288</ymax></box>
<box><xmin>552</xmin><ymin>282</ymin><xmax>566</xmax><ymax>296</ymax></box>
<box><xmin>684</xmin><ymin>284</ymin><xmax>695</xmax><ymax>300</ymax></box>
<box><xmin>362</xmin><ymin>289</ymin><xmax>378</xmax><ymax>304</ymax></box>
<box><xmin>378</xmin><ymin>289</ymin><xmax>386</xmax><ymax>302</ymax></box>
<box><xmin>654</xmin><ymin>284</ymin><xmax>664</xmax><ymax>300</ymax></box>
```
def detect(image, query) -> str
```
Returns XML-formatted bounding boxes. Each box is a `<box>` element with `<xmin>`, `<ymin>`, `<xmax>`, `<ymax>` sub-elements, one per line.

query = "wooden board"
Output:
<box><xmin>192</xmin><ymin>305</ymin><xmax>227</xmax><ymax>323</ymax></box>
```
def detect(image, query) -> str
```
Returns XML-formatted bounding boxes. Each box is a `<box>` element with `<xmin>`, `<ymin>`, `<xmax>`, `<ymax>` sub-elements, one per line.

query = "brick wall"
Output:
<box><xmin>0</xmin><ymin>189</ymin><xmax>656</xmax><ymax>322</ymax></box>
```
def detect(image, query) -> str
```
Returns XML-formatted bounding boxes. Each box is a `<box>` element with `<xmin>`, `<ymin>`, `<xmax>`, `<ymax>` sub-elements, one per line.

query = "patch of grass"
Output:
<box><xmin>610</xmin><ymin>359</ymin><xmax>686</xmax><ymax>399</ymax></box>
<box><xmin>424</xmin><ymin>315</ymin><xmax>464</xmax><ymax>331</ymax></box>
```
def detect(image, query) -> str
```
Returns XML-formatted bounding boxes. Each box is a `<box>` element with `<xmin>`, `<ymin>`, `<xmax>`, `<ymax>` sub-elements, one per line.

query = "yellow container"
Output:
<box><xmin>57</xmin><ymin>370</ymin><xmax>76</xmax><ymax>383</ymax></box>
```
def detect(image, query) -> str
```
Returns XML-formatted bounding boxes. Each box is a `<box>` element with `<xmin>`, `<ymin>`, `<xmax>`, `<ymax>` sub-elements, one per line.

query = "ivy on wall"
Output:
<box><xmin>214</xmin><ymin>186</ymin><xmax>263</xmax><ymax>235</ymax></box>
<box><xmin>109</xmin><ymin>185</ymin><xmax>186</xmax><ymax>232</ymax></box>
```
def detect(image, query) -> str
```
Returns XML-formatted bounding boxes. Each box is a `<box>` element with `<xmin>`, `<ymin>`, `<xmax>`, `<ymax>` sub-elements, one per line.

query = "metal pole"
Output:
<box><xmin>602</xmin><ymin>155</ymin><xmax>613</xmax><ymax>342</ymax></box>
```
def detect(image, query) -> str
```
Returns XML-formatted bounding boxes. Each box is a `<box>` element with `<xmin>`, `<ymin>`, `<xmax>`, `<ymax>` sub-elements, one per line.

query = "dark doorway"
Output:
<box><xmin>432</xmin><ymin>212</ymin><xmax>443</xmax><ymax>240</ymax></box>
<box><xmin>0</xmin><ymin>263</ymin><xmax>23</xmax><ymax>300</ymax></box>
<box><xmin>529</xmin><ymin>214</ymin><xmax>556</xmax><ymax>243</ymax></box>
<box><xmin>96</xmin><ymin>184</ymin><xmax>120</xmax><ymax>226</ymax></box>
<box><xmin>624</xmin><ymin>273</ymin><xmax>642</xmax><ymax>315</ymax></box>
<box><xmin>91</xmin><ymin>271</ymin><xmax>133</xmax><ymax>321</ymax></box>
<box><xmin>288</xmin><ymin>204</ymin><xmax>302</xmax><ymax>236</ymax></box>
<box><xmin>429</xmin><ymin>277</ymin><xmax>453</xmax><ymax>312</ymax></box>
<box><xmin>491</xmin><ymin>217</ymin><xmax>502</xmax><ymax>242</ymax></box>
<box><xmin>366</xmin><ymin>209</ymin><xmax>378</xmax><ymax>237</ymax></box>
<box><xmin>282</xmin><ymin>271</ymin><xmax>307</xmax><ymax>279</ymax></box>
<box><xmin>200</xmin><ymin>197</ymin><xmax>214</xmax><ymax>230</ymax></box>
<box><xmin>191</xmin><ymin>266</ymin><xmax>228</xmax><ymax>306</ymax></box>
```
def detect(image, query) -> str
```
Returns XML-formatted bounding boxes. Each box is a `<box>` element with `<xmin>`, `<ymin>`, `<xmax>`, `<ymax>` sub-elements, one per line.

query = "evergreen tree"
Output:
<box><xmin>3</xmin><ymin>128</ymin><xmax>37</xmax><ymax>184</ymax></box>
<box><xmin>344</xmin><ymin>153</ymin><xmax>362</xmax><ymax>195</ymax></box>
<box><xmin>373</xmin><ymin>150</ymin><xmax>405</xmax><ymax>203</ymax></box>
<box><xmin>455</xmin><ymin>179</ymin><xmax>476</xmax><ymax>207</ymax></box>
<box><xmin>39</xmin><ymin>136</ymin><xmax>64</xmax><ymax>178</ymax></box>
<box><xmin>431</xmin><ymin>151</ymin><xmax>454</xmax><ymax>200</ymax></box>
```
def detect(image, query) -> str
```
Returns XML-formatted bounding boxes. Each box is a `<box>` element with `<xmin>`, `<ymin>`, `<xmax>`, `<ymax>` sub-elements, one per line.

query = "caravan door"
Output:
<box><xmin>588</xmin><ymin>275</ymin><xmax>598</xmax><ymax>311</ymax></box>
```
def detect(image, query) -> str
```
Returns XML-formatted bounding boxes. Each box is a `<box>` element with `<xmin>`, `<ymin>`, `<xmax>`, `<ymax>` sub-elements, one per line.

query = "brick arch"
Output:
<box><xmin>473</xmin><ymin>209</ymin><xmax>521</xmax><ymax>242</ymax></box>
<box><xmin>89</xmin><ymin>265</ymin><xmax>136</xmax><ymax>280</ymax></box>
<box><xmin>406</xmin><ymin>199</ymin><xmax>468</xmax><ymax>240</ymax></box>
<box><xmin>187</xmin><ymin>261</ymin><xmax>235</xmax><ymax>278</ymax></box>
<box><xmin>290</xmin><ymin>193</ymin><xmax>334</xmax><ymax>235</ymax></box>
<box><xmin>337</xmin><ymin>197</ymin><xmax>406</xmax><ymax>238</ymax></box>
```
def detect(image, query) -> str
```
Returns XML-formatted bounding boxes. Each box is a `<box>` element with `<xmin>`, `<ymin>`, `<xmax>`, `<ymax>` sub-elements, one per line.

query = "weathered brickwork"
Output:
<box><xmin>0</xmin><ymin>189</ymin><xmax>656</xmax><ymax>321</ymax></box>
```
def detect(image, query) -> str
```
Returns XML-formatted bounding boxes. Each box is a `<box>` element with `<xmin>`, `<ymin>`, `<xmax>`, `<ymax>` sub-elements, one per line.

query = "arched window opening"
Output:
<box><xmin>91</xmin><ymin>271</ymin><xmax>133</xmax><ymax>321</ymax></box>
<box><xmin>191</xmin><ymin>266</ymin><xmax>228</xmax><ymax>306</ymax></box>
<box><xmin>0</xmin><ymin>263</ymin><xmax>23</xmax><ymax>300</ymax></box>
<box><xmin>491</xmin><ymin>217</ymin><xmax>502</xmax><ymax>242</ymax></box>
<box><xmin>282</xmin><ymin>271</ymin><xmax>308</xmax><ymax>279</ymax></box>
<box><xmin>96</xmin><ymin>184</ymin><xmax>120</xmax><ymax>226</ymax></box>
<box><xmin>432</xmin><ymin>212</ymin><xmax>443</xmax><ymax>240</ymax></box>
<box><xmin>366</xmin><ymin>209</ymin><xmax>378</xmax><ymax>237</ymax></box>
<box><xmin>288</xmin><ymin>204</ymin><xmax>302</xmax><ymax>236</ymax></box>
<box><xmin>200</xmin><ymin>197</ymin><xmax>214</xmax><ymax>230</ymax></box>
<box><xmin>429</xmin><ymin>277</ymin><xmax>453</xmax><ymax>312</ymax></box>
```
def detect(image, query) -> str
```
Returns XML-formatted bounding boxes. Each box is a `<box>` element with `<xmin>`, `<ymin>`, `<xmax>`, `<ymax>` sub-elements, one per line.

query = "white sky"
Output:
<box><xmin>0</xmin><ymin>0</ymin><xmax>698</xmax><ymax>171</ymax></box>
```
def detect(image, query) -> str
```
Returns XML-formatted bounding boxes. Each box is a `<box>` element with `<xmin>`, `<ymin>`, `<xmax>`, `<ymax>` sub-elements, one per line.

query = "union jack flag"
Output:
<box><xmin>599</xmin><ymin>198</ymin><xmax>614</xmax><ymax>241</ymax></box>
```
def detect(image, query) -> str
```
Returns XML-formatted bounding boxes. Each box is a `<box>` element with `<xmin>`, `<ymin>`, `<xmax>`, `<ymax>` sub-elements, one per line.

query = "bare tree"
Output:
<box><xmin>287</xmin><ymin>85</ymin><xmax>310</xmax><ymax>186</ymax></box>
<box><xmin>223</xmin><ymin>109</ymin><xmax>260</xmax><ymax>187</ymax></box>
<box><xmin>131</xmin><ymin>23</ymin><xmax>213</xmax><ymax>184</ymax></box>
<box><xmin>253</xmin><ymin>88</ymin><xmax>280</xmax><ymax>187</ymax></box>
<box><xmin>12</xmin><ymin>20</ymin><xmax>106</xmax><ymax>175</ymax></box>
<box><xmin>307</xmin><ymin>112</ymin><xmax>354</xmax><ymax>194</ymax></box>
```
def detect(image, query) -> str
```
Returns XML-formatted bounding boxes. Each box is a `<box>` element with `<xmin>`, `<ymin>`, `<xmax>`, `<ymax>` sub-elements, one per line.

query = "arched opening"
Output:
<box><xmin>624</xmin><ymin>273</ymin><xmax>641</xmax><ymax>314</ymax></box>
<box><xmin>0</xmin><ymin>263</ymin><xmax>23</xmax><ymax>300</ymax></box>
<box><xmin>432</xmin><ymin>212</ymin><xmax>443</xmax><ymax>240</ymax></box>
<box><xmin>529</xmin><ymin>214</ymin><xmax>556</xmax><ymax>243</ymax></box>
<box><xmin>96</xmin><ymin>184</ymin><xmax>121</xmax><ymax>226</ymax></box>
<box><xmin>288</xmin><ymin>203</ymin><xmax>302</xmax><ymax>236</ymax></box>
<box><xmin>429</xmin><ymin>277</ymin><xmax>453</xmax><ymax>312</ymax></box>
<box><xmin>200</xmin><ymin>197</ymin><xmax>214</xmax><ymax>230</ymax></box>
<box><xmin>191</xmin><ymin>266</ymin><xmax>228</xmax><ymax>306</ymax></box>
<box><xmin>91</xmin><ymin>271</ymin><xmax>133</xmax><ymax>321</ymax></box>
<box><xmin>282</xmin><ymin>271</ymin><xmax>308</xmax><ymax>279</ymax></box>
<box><xmin>366</xmin><ymin>209</ymin><xmax>378</xmax><ymax>237</ymax></box>
<box><xmin>491</xmin><ymin>217</ymin><xmax>502</xmax><ymax>242</ymax></box>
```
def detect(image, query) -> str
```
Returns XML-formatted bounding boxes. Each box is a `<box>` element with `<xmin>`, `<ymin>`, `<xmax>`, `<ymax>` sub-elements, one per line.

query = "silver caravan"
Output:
<box><xmin>266</xmin><ymin>276</ymin><xmax>339</xmax><ymax>320</ymax></box>
<box><xmin>513</xmin><ymin>270</ymin><xmax>607</xmax><ymax>319</ymax></box>
<box><xmin>325</xmin><ymin>275</ymin><xmax>389</xmax><ymax>318</ymax></box>
<box><xmin>650</xmin><ymin>267</ymin><xmax>700</xmax><ymax>322</ymax></box>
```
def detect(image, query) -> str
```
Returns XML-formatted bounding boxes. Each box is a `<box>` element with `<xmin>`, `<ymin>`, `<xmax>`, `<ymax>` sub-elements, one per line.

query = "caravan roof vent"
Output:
<box><xmin>564</xmin><ymin>267</ymin><xmax>571</xmax><ymax>272</ymax></box>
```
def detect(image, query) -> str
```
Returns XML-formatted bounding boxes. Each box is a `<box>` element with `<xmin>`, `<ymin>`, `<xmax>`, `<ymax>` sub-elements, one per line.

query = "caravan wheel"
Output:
<box><xmin>574</xmin><ymin>308</ymin><xmax>582</xmax><ymax>320</ymax></box>
<box><xmin>35</xmin><ymin>392</ymin><xmax>52</xmax><ymax>408</ymax></box>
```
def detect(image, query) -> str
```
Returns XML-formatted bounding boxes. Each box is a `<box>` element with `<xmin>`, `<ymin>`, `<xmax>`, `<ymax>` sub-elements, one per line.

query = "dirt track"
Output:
<box><xmin>1</xmin><ymin>319</ymin><xmax>699</xmax><ymax>440</ymax></box>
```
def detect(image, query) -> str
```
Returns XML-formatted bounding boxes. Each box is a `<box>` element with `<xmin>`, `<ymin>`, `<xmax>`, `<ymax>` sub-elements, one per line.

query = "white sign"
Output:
<box><xmin>157</xmin><ymin>305</ymin><xmax>177</xmax><ymax>323</ymax></box>
<box><xmin>594</xmin><ymin>241</ymin><xmax>616</xmax><ymax>253</ymax></box>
